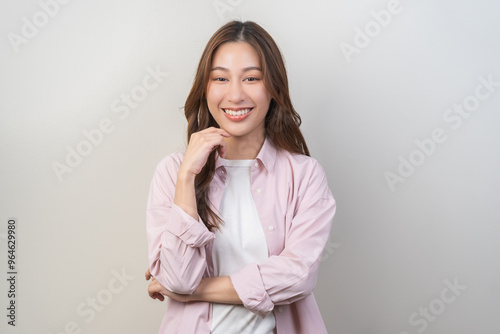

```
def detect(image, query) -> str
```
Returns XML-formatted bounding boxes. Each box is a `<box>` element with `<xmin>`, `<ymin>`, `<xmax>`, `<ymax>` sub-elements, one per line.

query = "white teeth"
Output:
<box><xmin>223</xmin><ymin>108</ymin><xmax>251</xmax><ymax>116</ymax></box>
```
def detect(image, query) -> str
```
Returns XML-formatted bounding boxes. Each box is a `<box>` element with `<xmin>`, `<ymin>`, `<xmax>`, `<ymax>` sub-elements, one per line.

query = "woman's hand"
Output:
<box><xmin>145</xmin><ymin>268</ymin><xmax>165</xmax><ymax>301</ymax></box>
<box><xmin>179</xmin><ymin>127</ymin><xmax>231</xmax><ymax>176</ymax></box>
<box><xmin>145</xmin><ymin>268</ymin><xmax>192</xmax><ymax>303</ymax></box>
<box><xmin>145</xmin><ymin>268</ymin><xmax>152</xmax><ymax>280</ymax></box>
<box><xmin>174</xmin><ymin>127</ymin><xmax>230</xmax><ymax>220</ymax></box>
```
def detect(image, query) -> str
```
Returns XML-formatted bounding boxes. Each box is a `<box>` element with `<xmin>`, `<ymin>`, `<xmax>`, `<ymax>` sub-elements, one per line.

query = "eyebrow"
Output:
<box><xmin>210</xmin><ymin>66</ymin><xmax>262</xmax><ymax>72</ymax></box>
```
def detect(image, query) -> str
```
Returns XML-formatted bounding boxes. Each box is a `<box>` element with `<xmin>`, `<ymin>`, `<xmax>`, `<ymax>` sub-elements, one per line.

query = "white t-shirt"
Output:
<box><xmin>211</xmin><ymin>158</ymin><xmax>276</xmax><ymax>334</ymax></box>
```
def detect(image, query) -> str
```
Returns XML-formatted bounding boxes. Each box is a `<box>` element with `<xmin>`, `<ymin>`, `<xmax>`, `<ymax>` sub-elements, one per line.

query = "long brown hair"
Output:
<box><xmin>184</xmin><ymin>20</ymin><xmax>310</xmax><ymax>231</ymax></box>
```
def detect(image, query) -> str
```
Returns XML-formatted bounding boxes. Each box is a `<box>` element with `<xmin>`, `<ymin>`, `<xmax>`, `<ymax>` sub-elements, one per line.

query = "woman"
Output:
<box><xmin>146</xmin><ymin>20</ymin><xmax>336</xmax><ymax>334</ymax></box>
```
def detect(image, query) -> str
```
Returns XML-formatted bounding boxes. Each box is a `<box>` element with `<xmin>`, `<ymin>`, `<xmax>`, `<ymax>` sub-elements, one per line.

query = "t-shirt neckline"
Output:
<box><xmin>219</xmin><ymin>157</ymin><xmax>254</xmax><ymax>167</ymax></box>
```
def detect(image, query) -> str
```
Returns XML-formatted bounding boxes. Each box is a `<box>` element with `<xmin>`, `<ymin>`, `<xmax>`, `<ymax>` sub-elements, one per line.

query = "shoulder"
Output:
<box><xmin>276</xmin><ymin>149</ymin><xmax>326</xmax><ymax>177</ymax></box>
<box><xmin>275</xmin><ymin>149</ymin><xmax>332</xmax><ymax>200</ymax></box>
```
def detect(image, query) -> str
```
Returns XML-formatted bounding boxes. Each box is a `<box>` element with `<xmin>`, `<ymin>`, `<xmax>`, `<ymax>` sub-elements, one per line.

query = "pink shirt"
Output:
<box><xmin>146</xmin><ymin>137</ymin><xmax>336</xmax><ymax>334</ymax></box>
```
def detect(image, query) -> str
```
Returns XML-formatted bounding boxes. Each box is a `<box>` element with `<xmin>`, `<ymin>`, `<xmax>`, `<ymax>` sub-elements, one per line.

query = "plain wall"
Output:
<box><xmin>1</xmin><ymin>0</ymin><xmax>499</xmax><ymax>333</ymax></box>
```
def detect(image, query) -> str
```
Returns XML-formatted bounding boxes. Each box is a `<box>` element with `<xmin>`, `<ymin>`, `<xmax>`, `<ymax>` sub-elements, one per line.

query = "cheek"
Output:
<box><xmin>253</xmin><ymin>87</ymin><xmax>271</xmax><ymax>107</ymax></box>
<box><xmin>207</xmin><ymin>84</ymin><xmax>224</xmax><ymax>105</ymax></box>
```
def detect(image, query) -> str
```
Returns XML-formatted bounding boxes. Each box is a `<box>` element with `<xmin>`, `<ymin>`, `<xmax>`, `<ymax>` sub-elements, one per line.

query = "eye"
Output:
<box><xmin>245</xmin><ymin>77</ymin><xmax>260</xmax><ymax>82</ymax></box>
<box><xmin>213</xmin><ymin>77</ymin><xmax>227</xmax><ymax>82</ymax></box>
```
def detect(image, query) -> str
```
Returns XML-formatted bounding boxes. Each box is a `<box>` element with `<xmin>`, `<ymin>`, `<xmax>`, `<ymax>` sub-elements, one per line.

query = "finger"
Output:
<box><xmin>201</xmin><ymin>134</ymin><xmax>228</xmax><ymax>154</ymax></box>
<box><xmin>188</xmin><ymin>133</ymin><xmax>226</xmax><ymax>153</ymax></box>
<box><xmin>202</xmin><ymin>127</ymin><xmax>231</xmax><ymax>137</ymax></box>
<box><xmin>145</xmin><ymin>268</ymin><xmax>151</xmax><ymax>280</ymax></box>
<box><xmin>206</xmin><ymin>132</ymin><xmax>229</xmax><ymax>146</ymax></box>
<box><xmin>149</xmin><ymin>289</ymin><xmax>162</xmax><ymax>301</ymax></box>
<box><xmin>148</xmin><ymin>282</ymin><xmax>158</xmax><ymax>297</ymax></box>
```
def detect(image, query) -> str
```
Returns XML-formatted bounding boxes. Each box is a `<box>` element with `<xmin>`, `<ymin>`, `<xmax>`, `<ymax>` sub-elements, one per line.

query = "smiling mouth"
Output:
<box><xmin>223</xmin><ymin>108</ymin><xmax>253</xmax><ymax>116</ymax></box>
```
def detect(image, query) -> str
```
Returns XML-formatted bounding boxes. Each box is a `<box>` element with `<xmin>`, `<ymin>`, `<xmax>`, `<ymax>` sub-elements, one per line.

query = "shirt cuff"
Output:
<box><xmin>165</xmin><ymin>203</ymin><xmax>215</xmax><ymax>247</ymax></box>
<box><xmin>230</xmin><ymin>263</ymin><xmax>274</xmax><ymax>318</ymax></box>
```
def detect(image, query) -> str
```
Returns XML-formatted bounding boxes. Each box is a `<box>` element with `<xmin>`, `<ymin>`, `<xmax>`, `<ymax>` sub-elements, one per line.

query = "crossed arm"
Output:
<box><xmin>146</xmin><ymin>268</ymin><xmax>242</xmax><ymax>304</ymax></box>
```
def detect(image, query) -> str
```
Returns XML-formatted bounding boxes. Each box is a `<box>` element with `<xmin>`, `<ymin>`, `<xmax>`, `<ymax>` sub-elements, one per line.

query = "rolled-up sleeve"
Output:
<box><xmin>146</xmin><ymin>153</ymin><xmax>215</xmax><ymax>294</ymax></box>
<box><xmin>230</xmin><ymin>159</ymin><xmax>336</xmax><ymax>317</ymax></box>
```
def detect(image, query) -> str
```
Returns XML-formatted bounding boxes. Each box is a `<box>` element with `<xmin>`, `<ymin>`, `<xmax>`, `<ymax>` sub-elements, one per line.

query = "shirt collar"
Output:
<box><xmin>215</xmin><ymin>136</ymin><xmax>277</xmax><ymax>172</ymax></box>
<box><xmin>255</xmin><ymin>136</ymin><xmax>276</xmax><ymax>172</ymax></box>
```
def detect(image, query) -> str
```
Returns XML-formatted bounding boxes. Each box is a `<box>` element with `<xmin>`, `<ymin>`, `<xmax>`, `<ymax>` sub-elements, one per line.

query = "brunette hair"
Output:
<box><xmin>184</xmin><ymin>20</ymin><xmax>310</xmax><ymax>231</ymax></box>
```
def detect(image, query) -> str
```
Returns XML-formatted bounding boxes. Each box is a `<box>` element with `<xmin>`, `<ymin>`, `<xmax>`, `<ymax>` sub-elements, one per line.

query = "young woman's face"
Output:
<box><xmin>207</xmin><ymin>42</ymin><xmax>271</xmax><ymax>141</ymax></box>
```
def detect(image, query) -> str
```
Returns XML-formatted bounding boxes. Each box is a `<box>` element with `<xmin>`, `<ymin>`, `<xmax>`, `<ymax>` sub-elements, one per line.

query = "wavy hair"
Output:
<box><xmin>184</xmin><ymin>20</ymin><xmax>310</xmax><ymax>231</ymax></box>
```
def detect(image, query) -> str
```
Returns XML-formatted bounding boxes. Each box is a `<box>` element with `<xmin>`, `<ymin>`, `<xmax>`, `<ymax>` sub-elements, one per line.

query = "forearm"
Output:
<box><xmin>191</xmin><ymin>276</ymin><xmax>242</xmax><ymax>304</ymax></box>
<box><xmin>174</xmin><ymin>170</ymin><xmax>198</xmax><ymax>220</ymax></box>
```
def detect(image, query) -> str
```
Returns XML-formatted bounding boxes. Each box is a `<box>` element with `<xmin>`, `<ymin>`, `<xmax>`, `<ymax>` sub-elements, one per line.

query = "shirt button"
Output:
<box><xmin>256</xmin><ymin>188</ymin><xmax>262</xmax><ymax>193</ymax></box>
<box><xmin>268</xmin><ymin>226</ymin><xmax>274</xmax><ymax>231</ymax></box>
<box><xmin>254</xmin><ymin>162</ymin><xmax>258</xmax><ymax>168</ymax></box>
<box><xmin>278</xmin><ymin>306</ymin><xmax>283</xmax><ymax>312</ymax></box>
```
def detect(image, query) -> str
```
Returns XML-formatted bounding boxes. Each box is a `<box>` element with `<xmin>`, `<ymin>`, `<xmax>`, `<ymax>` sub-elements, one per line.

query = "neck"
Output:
<box><xmin>223</xmin><ymin>131</ymin><xmax>265</xmax><ymax>160</ymax></box>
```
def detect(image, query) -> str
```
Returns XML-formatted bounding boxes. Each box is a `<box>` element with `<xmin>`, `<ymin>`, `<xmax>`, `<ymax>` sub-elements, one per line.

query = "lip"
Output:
<box><xmin>222</xmin><ymin>107</ymin><xmax>253</xmax><ymax>122</ymax></box>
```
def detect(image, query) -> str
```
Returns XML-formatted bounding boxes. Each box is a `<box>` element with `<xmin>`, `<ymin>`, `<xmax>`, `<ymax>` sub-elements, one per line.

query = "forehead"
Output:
<box><xmin>211</xmin><ymin>42</ymin><xmax>261</xmax><ymax>68</ymax></box>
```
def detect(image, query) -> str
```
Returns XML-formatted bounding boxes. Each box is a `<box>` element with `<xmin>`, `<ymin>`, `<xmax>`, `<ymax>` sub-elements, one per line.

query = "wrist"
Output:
<box><xmin>177</xmin><ymin>168</ymin><xmax>196</xmax><ymax>182</ymax></box>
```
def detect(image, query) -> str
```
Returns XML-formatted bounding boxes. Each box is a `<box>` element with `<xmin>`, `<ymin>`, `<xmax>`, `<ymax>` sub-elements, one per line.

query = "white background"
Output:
<box><xmin>1</xmin><ymin>0</ymin><xmax>499</xmax><ymax>333</ymax></box>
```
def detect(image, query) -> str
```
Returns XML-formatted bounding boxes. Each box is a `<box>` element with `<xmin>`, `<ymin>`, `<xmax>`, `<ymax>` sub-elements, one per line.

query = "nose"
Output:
<box><xmin>227</xmin><ymin>80</ymin><xmax>245</xmax><ymax>103</ymax></box>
